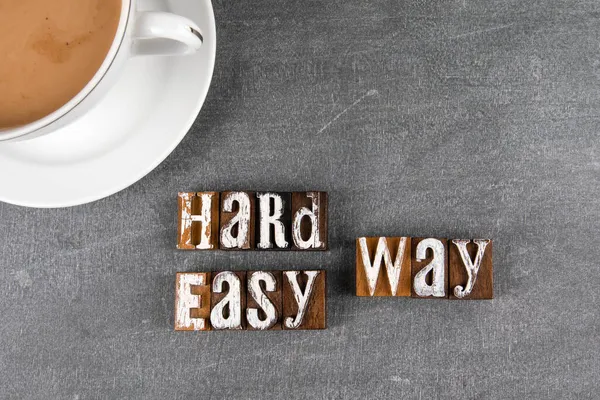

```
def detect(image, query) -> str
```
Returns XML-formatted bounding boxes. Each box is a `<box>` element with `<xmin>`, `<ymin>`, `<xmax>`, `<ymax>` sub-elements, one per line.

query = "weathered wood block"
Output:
<box><xmin>246</xmin><ymin>270</ymin><xmax>283</xmax><ymax>330</ymax></box>
<box><xmin>282</xmin><ymin>270</ymin><xmax>326</xmax><ymax>330</ymax></box>
<box><xmin>177</xmin><ymin>192</ymin><xmax>220</xmax><ymax>250</ymax></box>
<box><xmin>177</xmin><ymin>192</ymin><xmax>196</xmax><ymax>250</ymax></box>
<box><xmin>356</xmin><ymin>237</ymin><xmax>412</xmax><ymax>296</ymax></box>
<box><xmin>255</xmin><ymin>192</ymin><xmax>292</xmax><ymax>250</ymax></box>
<box><xmin>291</xmin><ymin>192</ymin><xmax>328</xmax><ymax>250</ymax></box>
<box><xmin>411</xmin><ymin>237</ymin><xmax>448</xmax><ymax>299</ymax></box>
<box><xmin>210</xmin><ymin>271</ymin><xmax>247</xmax><ymax>330</ymax></box>
<box><xmin>174</xmin><ymin>272</ymin><xmax>212</xmax><ymax>331</ymax></box>
<box><xmin>220</xmin><ymin>191</ymin><xmax>256</xmax><ymax>250</ymax></box>
<box><xmin>449</xmin><ymin>239</ymin><xmax>493</xmax><ymax>300</ymax></box>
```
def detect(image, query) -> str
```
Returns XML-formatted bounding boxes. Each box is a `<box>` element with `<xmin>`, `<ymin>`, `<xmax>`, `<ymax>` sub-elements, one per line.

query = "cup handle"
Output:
<box><xmin>132</xmin><ymin>12</ymin><xmax>203</xmax><ymax>56</ymax></box>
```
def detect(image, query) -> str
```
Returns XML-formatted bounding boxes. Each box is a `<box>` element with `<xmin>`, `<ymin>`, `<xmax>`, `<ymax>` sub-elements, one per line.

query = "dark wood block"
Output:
<box><xmin>449</xmin><ymin>239</ymin><xmax>493</xmax><ymax>300</ymax></box>
<box><xmin>177</xmin><ymin>192</ymin><xmax>220</xmax><ymax>250</ymax></box>
<box><xmin>291</xmin><ymin>192</ymin><xmax>328</xmax><ymax>250</ymax></box>
<box><xmin>219</xmin><ymin>191</ymin><xmax>256</xmax><ymax>250</ymax></box>
<box><xmin>246</xmin><ymin>270</ymin><xmax>283</xmax><ymax>330</ymax></box>
<box><xmin>174</xmin><ymin>272</ymin><xmax>211</xmax><ymax>331</ymax></box>
<box><xmin>356</xmin><ymin>237</ymin><xmax>411</xmax><ymax>297</ymax></box>
<box><xmin>282</xmin><ymin>270</ymin><xmax>326</xmax><ymax>330</ymax></box>
<box><xmin>210</xmin><ymin>271</ymin><xmax>247</xmax><ymax>330</ymax></box>
<box><xmin>255</xmin><ymin>192</ymin><xmax>292</xmax><ymax>250</ymax></box>
<box><xmin>411</xmin><ymin>237</ymin><xmax>448</xmax><ymax>299</ymax></box>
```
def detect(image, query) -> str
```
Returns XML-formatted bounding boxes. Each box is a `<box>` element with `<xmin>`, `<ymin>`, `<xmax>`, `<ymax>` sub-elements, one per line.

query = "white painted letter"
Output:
<box><xmin>413</xmin><ymin>238</ymin><xmax>446</xmax><ymax>297</ymax></box>
<box><xmin>190</xmin><ymin>192</ymin><xmax>217</xmax><ymax>250</ymax></box>
<box><xmin>284</xmin><ymin>271</ymin><xmax>319</xmax><ymax>329</ymax></box>
<box><xmin>247</xmin><ymin>271</ymin><xmax>278</xmax><ymax>330</ymax></box>
<box><xmin>210</xmin><ymin>271</ymin><xmax>243</xmax><ymax>330</ymax></box>
<box><xmin>220</xmin><ymin>192</ymin><xmax>251</xmax><ymax>249</ymax></box>
<box><xmin>452</xmin><ymin>239</ymin><xmax>490</xmax><ymax>298</ymax></box>
<box><xmin>175</xmin><ymin>273</ymin><xmax>208</xmax><ymax>330</ymax></box>
<box><xmin>257</xmin><ymin>193</ymin><xmax>289</xmax><ymax>249</ymax></box>
<box><xmin>358</xmin><ymin>237</ymin><xmax>408</xmax><ymax>296</ymax></box>
<box><xmin>292</xmin><ymin>192</ymin><xmax>324</xmax><ymax>249</ymax></box>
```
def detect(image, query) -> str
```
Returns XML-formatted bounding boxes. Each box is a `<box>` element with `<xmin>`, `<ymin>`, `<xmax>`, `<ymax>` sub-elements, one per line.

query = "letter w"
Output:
<box><xmin>358</xmin><ymin>237</ymin><xmax>408</xmax><ymax>296</ymax></box>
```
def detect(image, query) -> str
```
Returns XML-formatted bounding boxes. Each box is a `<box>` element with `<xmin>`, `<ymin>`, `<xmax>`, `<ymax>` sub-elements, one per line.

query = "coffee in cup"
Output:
<box><xmin>0</xmin><ymin>0</ymin><xmax>121</xmax><ymax>129</ymax></box>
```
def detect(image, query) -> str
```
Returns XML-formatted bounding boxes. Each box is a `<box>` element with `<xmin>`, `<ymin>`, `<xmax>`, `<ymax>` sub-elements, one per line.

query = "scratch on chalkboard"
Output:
<box><xmin>448</xmin><ymin>23</ymin><xmax>514</xmax><ymax>40</ymax></box>
<box><xmin>317</xmin><ymin>89</ymin><xmax>378</xmax><ymax>134</ymax></box>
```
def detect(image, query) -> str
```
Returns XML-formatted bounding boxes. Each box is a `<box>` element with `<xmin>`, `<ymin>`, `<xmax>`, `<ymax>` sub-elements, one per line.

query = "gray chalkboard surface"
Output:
<box><xmin>1</xmin><ymin>0</ymin><xmax>599</xmax><ymax>398</ymax></box>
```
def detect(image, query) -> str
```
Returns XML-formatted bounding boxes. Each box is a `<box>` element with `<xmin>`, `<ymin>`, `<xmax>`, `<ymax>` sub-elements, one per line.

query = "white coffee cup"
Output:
<box><xmin>0</xmin><ymin>0</ymin><xmax>204</xmax><ymax>142</ymax></box>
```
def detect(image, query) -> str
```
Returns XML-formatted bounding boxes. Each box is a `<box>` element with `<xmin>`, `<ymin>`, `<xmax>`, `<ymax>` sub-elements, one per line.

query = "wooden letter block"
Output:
<box><xmin>177</xmin><ymin>192</ymin><xmax>196</xmax><ymax>250</ymax></box>
<box><xmin>282</xmin><ymin>270</ymin><xmax>326</xmax><ymax>330</ymax></box>
<box><xmin>177</xmin><ymin>192</ymin><xmax>220</xmax><ymax>250</ymax></box>
<box><xmin>210</xmin><ymin>271</ymin><xmax>246</xmax><ymax>330</ymax></box>
<box><xmin>449</xmin><ymin>239</ymin><xmax>493</xmax><ymax>300</ymax></box>
<box><xmin>411</xmin><ymin>237</ymin><xmax>448</xmax><ymax>299</ymax></box>
<box><xmin>255</xmin><ymin>192</ymin><xmax>292</xmax><ymax>250</ymax></box>
<box><xmin>291</xmin><ymin>192</ymin><xmax>328</xmax><ymax>250</ymax></box>
<box><xmin>174</xmin><ymin>272</ymin><xmax>211</xmax><ymax>331</ymax></box>
<box><xmin>246</xmin><ymin>271</ymin><xmax>283</xmax><ymax>330</ymax></box>
<box><xmin>220</xmin><ymin>191</ymin><xmax>255</xmax><ymax>250</ymax></box>
<box><xmin>356</xmin><ymin>237</ymin><xmax>411</xmax><ymax>296</ymax></box>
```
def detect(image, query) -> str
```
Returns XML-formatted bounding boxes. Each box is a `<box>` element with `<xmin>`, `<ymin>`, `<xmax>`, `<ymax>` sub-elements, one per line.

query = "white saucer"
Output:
<box><xmin>0</xmin><ymin>0</ymin><xmax>216</xmax><ymax>208</ymax></box>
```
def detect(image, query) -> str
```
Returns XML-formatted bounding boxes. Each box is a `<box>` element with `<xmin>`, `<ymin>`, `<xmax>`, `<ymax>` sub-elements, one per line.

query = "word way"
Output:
<box><xmin>175</xmin><ymin>270</ymin><xmax>326</xmax><ymax>331</ymax></box>
<box><xmin>177</xmin><ymin>191</ymin><xmax>328</xmax><ymax>251</ymax></box>
<box><xmin>356</xmin><ymin>237</ymin><xmax>493</xmax><ymax>299</ymax></box>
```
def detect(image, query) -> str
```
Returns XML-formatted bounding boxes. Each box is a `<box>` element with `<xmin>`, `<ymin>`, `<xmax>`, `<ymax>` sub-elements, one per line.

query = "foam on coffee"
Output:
<box><xmin>0</xmin><ymin>0</ymin><xmax>122</xmax><ymax>129</ymax></box>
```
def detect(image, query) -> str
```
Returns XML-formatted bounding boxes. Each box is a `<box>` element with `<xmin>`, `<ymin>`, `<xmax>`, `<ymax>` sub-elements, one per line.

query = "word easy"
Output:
<box><xmin>175</xmin><ymin>270</ymin><xmax>326</xmax><ymax>331</ymax></box>
<box><xmin>356</xmin><ymin>237</ymin><xmax>493</xmax><ymax>299</ymax></box>
<box><xmin>177</xmin><ymin>191</ymin><xmax>328</xmax><ymax>250</ymax></box>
